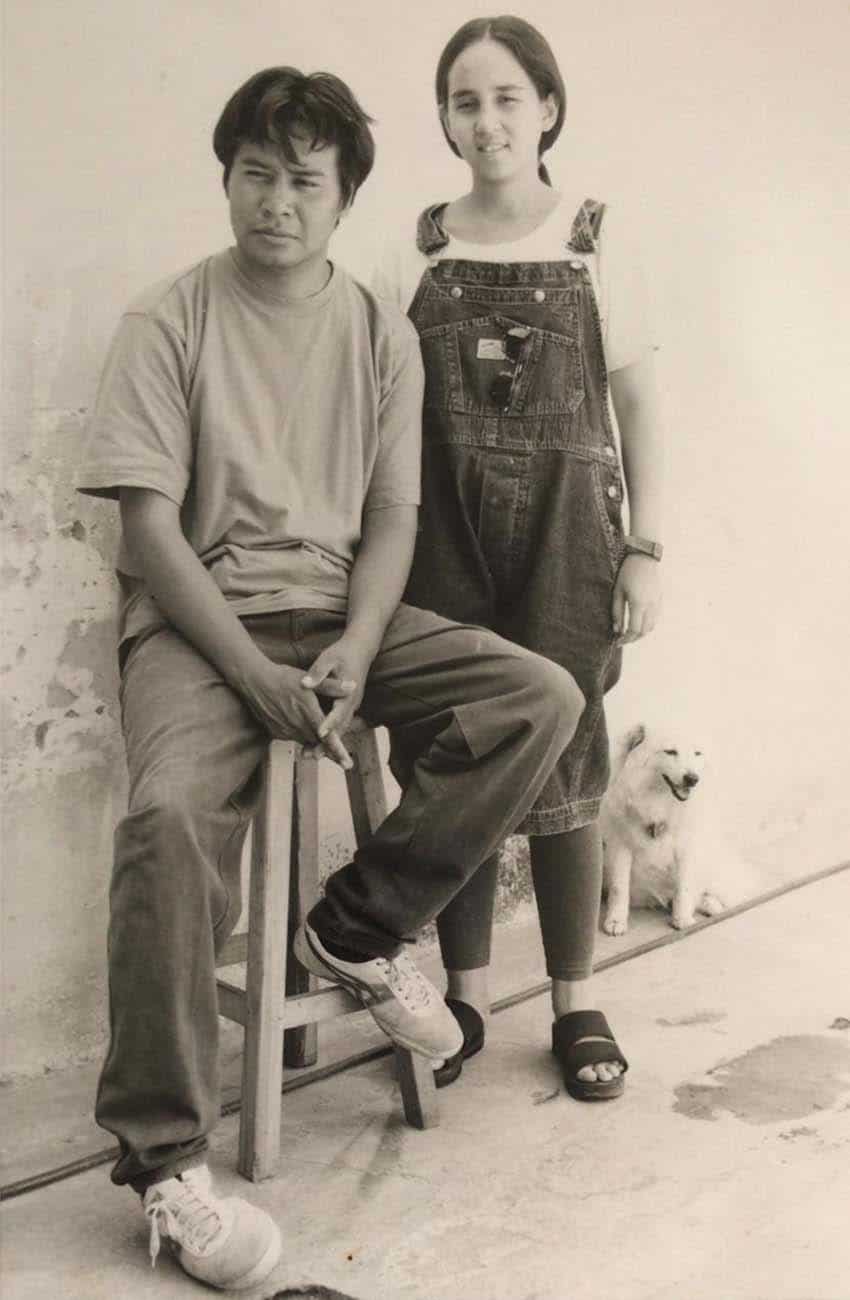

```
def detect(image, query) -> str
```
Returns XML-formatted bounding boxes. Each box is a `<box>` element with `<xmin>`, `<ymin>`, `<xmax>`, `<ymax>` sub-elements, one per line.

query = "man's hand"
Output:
<box><xmin>612</xmin><ymin>554</ymin><xmax>662</xmax><ymax>645</ymax></box>
<box><xmin>118</xmin><ymin>489</ymin><xmax>357</xmax><ymax>764</ymax></box>
<box><xmin>243</xmin><ymin>659</ymin><xmax>354</xmax><ymax>769</ymax></box>
<box><xmin>301</xmin><ymin>633</ymin><xmax>375</xmax><ymax>744</ymax></box>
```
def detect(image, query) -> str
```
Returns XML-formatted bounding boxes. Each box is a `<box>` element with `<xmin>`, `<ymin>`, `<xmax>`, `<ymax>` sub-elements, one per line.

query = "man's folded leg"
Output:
<box><xmin>301</xmin><ymin>604</ymin><xmax>584</xmax><ymax>1041</ymax></box>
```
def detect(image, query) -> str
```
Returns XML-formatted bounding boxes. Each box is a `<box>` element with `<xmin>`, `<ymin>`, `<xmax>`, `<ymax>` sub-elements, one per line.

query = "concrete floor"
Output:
<box><xmin>3</xmin><ymin>869</ymin><xmax>850</xmax><ymax>1300</ymax></box>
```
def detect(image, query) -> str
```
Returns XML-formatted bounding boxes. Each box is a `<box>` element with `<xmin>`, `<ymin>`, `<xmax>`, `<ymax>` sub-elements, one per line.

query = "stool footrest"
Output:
<box><xmin>218</xmin><ymin>978</ymin><xmax>362</xmax><ymax>1029</ymax></box>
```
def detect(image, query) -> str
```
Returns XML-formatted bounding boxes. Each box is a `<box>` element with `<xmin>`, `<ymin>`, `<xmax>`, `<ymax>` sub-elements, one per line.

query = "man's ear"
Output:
<box><xmin>334</xmin><ymin>197</ymin><xmax>354</xmax><ymax>229</ymax></box>
<box><xmin>540</xmin><ymin>94</ymin><xmax>558</xmax><ymax>133</ymax></box>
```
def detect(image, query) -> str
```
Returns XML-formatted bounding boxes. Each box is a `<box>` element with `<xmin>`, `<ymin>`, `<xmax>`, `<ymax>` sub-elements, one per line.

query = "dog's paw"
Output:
<box><xmin>603</xmin><ymin>913</ymin><xmax>629</xmax><ymax>936</ymax></box>
<box><xmin>699</xmin><ymin>892</ymin><xmax>726</xmax><ymax>916</ymax></box>
<box><xmin>670</xmin><ymin>910</ymin><xmax>695</xmax><ymax>930</ymax></box>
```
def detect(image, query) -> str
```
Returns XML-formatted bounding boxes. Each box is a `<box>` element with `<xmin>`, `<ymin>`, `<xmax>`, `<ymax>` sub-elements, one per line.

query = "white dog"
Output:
<box><xmin>600</xmin><ymin>724</ymin><xmax>753</xmax><ymax>934</ymax></box>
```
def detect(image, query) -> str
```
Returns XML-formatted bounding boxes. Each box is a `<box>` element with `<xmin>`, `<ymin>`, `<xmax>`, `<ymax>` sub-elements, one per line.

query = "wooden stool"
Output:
<box><xmin>216</xmin><ymin>724</ymin><xmax>439</xmax><ymax>1182</ymax></box>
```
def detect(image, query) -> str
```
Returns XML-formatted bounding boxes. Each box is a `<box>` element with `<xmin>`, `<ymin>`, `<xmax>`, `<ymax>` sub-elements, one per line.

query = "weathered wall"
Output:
<box><xmin>3</xmin><ymin>0</ymin><xmax>849</xmax><ymax>1078</ymax></box>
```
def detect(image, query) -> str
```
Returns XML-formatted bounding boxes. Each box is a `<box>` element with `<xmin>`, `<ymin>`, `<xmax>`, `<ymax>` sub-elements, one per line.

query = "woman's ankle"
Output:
<box><xmin>550</xmin><ymin>977</ymin><xmax>596</xmax><ymax>1020</ymax></box>
<box><xmin>445</xmin><ymin>967</ymin><xmax>491</xmax><ymax>1020</ymax></box>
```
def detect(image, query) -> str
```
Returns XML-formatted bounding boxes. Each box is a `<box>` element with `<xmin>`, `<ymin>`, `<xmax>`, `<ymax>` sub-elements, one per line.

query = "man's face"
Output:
<box><xmin>227</xmin><ymin>135</ymin><xmax>346</xmax><ymax>293</ymax></box>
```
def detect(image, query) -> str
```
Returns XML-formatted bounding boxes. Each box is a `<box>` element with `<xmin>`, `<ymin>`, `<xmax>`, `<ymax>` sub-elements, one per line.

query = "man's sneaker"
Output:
<box><xmin>143</xmin><ymin>1165</ymin><xmax>280</xmax><ymax>1291</ymax></box>
<box><xmin>293</xmin><ymin>921</ymin><xmax>463</xmax><ymax>1063</ymax></box>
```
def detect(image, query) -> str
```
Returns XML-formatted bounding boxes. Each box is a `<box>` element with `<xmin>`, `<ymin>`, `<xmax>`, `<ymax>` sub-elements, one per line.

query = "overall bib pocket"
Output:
<box><xmin>419</xmin><ymin>309</ymin><xmax>585</xmax><ymax>417</ymax></box>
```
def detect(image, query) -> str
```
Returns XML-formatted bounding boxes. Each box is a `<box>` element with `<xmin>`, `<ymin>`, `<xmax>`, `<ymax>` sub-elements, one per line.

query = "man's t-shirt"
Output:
<box><xmin>77</xmin><ymin>251</ymin><xmax>424</xmax><ymax>643</ymax></box>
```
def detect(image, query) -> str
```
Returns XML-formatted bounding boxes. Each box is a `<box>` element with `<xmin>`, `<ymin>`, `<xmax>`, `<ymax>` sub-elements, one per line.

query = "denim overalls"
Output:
<box><xmin>404</xmin><ymin>199</ymin><xmax>625</xmax><ymax>833</ymax></box>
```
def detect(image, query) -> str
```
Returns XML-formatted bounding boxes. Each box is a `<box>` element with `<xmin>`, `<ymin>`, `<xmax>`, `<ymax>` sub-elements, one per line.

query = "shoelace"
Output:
<box><xmin>374</xmin><ymin>953</ymin><xmax>436</xmax><ymax>1012</ymax></box>
<box><xmin>145</xmin><ymin>1180</ymin><xmax>224</xmax><ymax>1268</ymax></box>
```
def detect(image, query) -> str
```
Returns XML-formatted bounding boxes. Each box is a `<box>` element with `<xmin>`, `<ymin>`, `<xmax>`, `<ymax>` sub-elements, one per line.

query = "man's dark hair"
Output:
<box><xmin>213</xmin><ymin>67</ymin><xmax>375</xmax><ymax>206</ymax></box>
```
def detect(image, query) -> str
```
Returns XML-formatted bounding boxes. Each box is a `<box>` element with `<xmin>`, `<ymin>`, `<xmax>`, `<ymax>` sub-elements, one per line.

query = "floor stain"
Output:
<box><xmin>779</xmin><ymin>1125</ymin><xmax>817</xmax><ymax>1141</ymax></box>
<box><xmin>673</xmin><ymin>1035</ymin><xmax>850</xmax><ymax>1124</ymax></box>
<box><xmin>657</xmin><ymin>1010</ymin><xmax>727</xmax><ymax>1028</ymax></box>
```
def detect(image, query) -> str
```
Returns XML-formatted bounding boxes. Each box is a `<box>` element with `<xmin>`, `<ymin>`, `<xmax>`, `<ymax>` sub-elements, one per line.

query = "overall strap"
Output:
<box><xmin>418</xmin><ymin>197</ymin><xmax>605</xmax><ymax>256</ymax></box>
<box><xmin>416</xmin><ymin>203</ymin><xmax>451</xmax><ymax>255</ymax></box>
<box><xmin>568</xmin><ymin>197</ymin><xmax>606</xmax><ymax>254</ymax></box>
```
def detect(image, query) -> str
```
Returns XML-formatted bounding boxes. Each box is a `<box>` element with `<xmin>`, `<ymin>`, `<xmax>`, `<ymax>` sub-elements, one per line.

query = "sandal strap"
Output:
<box><xmin>552</xmin><ymin>1010</ymin><xmax>628</xmax><ymax>1073</ymax></box>
<box><xmin>445</xmin><ymin>998</ymin><xmax>485</xmax><ymax>1050</ymax></box>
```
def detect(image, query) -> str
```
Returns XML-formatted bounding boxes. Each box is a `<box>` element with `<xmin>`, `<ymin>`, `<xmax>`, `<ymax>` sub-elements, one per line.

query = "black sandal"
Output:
<box><xmin>433</xmin><ymin>998</ymin><xmax>486</xmax><ymax>1089</ymax></box>
<box><xmin>552</xmin><ymin>1009</ymin><xmax>628</xmax><ymax>1101</ymax></box>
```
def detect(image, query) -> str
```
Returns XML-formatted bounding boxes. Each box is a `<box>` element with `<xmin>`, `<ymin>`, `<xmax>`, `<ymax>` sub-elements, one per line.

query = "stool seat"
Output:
<box><xmin>216</xmin><ymin>725</ymin><xmax>439</xmax><ymax>1181</ymax></box>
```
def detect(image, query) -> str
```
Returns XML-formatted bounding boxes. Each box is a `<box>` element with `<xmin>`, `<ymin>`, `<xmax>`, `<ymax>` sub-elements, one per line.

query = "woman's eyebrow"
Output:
<box><xmin>450</xmin><ymin>82</ymin><xmax>525</xmax><ymax>99</ymax></box>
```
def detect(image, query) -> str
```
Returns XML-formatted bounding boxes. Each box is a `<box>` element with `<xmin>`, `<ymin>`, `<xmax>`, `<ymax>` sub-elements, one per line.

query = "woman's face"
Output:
<box><xmin>442</xmin><ymin>39</ymin><xmax>557</xmax><ymax>184</ymax></box>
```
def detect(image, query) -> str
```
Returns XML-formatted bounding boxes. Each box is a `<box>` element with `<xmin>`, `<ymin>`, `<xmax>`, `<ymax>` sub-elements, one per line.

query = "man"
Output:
<box><xmin>78</xmin><ymin>66</ymin><xmax>583</xmax><ymax>1290</ymax></box>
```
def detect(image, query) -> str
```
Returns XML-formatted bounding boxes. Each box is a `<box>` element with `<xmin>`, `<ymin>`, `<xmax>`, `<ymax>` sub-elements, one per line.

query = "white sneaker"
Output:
<box><xmin>294</xmin><ymin>922</ymin><xmax>463</xmax><ymax>1063</ymax></box>
<box><xmin>143</xmin><ymin>1165</ymin><xmax>280</xmax><ymax>1291</ymax></box>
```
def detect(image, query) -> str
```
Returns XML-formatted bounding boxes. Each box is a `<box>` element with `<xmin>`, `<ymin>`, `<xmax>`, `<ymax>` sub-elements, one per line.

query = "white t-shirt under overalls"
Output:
<box><xmin>372</xmin><ymin>195</ymin><xmax>652</xmax><ymax>374</ymax></box>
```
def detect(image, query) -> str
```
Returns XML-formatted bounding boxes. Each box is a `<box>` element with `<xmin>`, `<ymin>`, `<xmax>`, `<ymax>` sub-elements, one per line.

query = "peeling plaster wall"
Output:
<box><xmin>1</xmin><ymin>393</ymin><xmax>128</xmax><ymax>1077</ymax></box>
<box><xmin>3</xmin><ymin>0</ymin><xmax>850</xmax><ymax>1080</ymax></box>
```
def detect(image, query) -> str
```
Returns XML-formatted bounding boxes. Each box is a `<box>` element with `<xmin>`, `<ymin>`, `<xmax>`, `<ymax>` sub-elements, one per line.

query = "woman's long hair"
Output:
<box><xmin>435</xmin><ymin>15</ymin><xmax>566</xmax><ymax>184</ymax></box>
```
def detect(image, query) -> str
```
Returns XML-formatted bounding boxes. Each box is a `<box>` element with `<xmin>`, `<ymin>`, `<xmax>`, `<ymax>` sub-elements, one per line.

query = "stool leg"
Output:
<box><xmin>283</xmin><ymin>753</ymin><xmax>320</xmax><ymax>1069</ymax></box>
<box><xmin>345</xmin><ymin>726</ymin><xmax>388</xmax><ymax>840</ymax></box>
<box><xmin>395</xmin><ymin>1047</ymin><xmax>440</xmax><ymax>1129</ymax></box>
<box><xmin>346</xmin><ymin>728</ymin><xmax>440</xmax><ymax>1130</ymax></box>
<box><xmin>239</xmin><ymin>741</ymin><xmax>295</xmax><ymax>1181</ymax></box>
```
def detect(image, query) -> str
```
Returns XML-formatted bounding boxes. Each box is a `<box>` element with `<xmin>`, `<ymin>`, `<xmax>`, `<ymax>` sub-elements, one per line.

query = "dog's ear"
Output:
<box><xmin>624</xmin><ymin>723</ymin><xmax>646</xmax><ymax>753</ymax></box>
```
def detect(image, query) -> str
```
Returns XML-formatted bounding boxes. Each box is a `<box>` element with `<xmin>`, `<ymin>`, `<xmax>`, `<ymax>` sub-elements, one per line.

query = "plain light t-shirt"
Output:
<box><xmin>372</xmin><ymin>196</ymin><xmax>651</xmax><ymax>373</ymax></box>
<box><xmin>77</xmin><ymin>251</ymin><xmax>424</xmax><ymax>643</ymax></box>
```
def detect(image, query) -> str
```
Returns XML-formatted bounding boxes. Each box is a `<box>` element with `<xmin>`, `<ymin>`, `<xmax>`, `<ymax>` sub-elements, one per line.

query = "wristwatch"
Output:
<box><xmin>623</xmin><ymin>534</ymin><xmax>663</xmax><ymax>561</ymax></box>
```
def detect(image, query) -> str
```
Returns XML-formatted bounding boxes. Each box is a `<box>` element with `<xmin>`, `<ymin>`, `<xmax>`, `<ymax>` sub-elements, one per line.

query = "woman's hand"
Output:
<box><xmin>611</xmin><ymin>554</ymin><xmax>662</xmax><ymax>644</ymax></box>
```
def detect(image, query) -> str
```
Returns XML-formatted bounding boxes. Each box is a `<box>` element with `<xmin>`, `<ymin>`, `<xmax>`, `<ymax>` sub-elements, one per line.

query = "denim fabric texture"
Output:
<box><xmin>402</xmin><ymin>200</ymin><xmax>625</xmax><ymax>834</ymax></box>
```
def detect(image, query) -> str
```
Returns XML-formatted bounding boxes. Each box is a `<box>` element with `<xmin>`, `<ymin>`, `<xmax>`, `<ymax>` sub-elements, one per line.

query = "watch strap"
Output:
<box><xmin>623</xmin><ymin>534</ymin><xmax>663</xmax><ymax>561</ymax></box>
